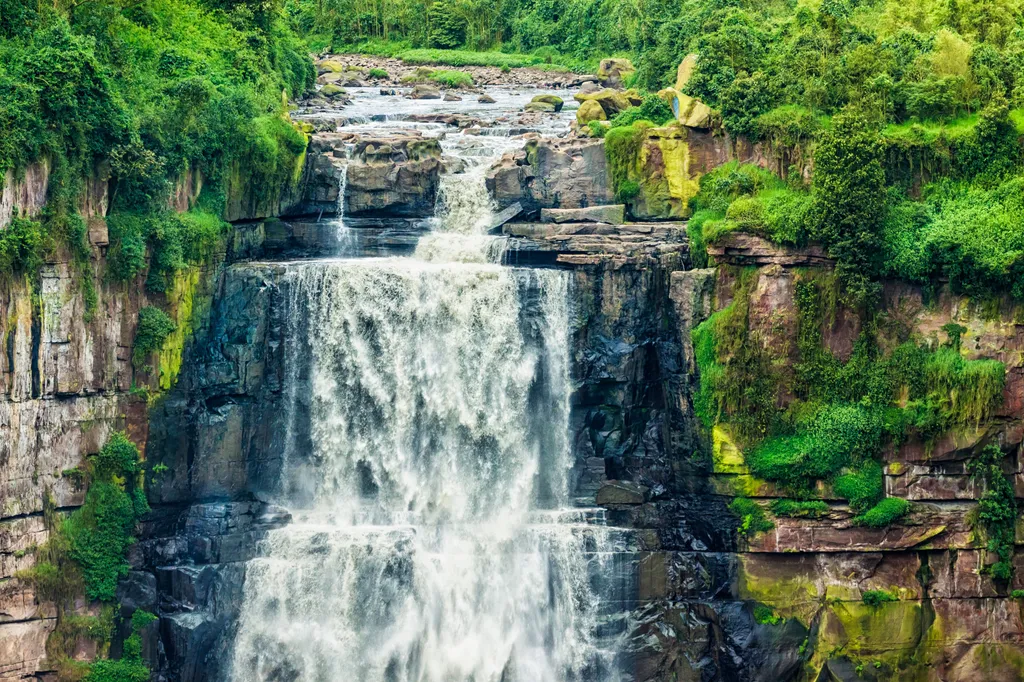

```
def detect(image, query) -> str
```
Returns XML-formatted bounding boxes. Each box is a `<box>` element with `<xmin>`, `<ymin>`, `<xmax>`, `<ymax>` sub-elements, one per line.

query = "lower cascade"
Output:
<box><xmin>229</xmin><ymin>257</ymin><xmax>625</xmax><ymax>681</ymax></box>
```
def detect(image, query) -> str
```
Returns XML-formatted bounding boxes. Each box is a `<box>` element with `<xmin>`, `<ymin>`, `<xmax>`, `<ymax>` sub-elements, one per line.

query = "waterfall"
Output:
<box><xmin>333</xmin><ymin>156</ymin><xmax>357</xmax><ymax>255</ymax></box>
<box><xmin>229</xmin><ymin>258</ymin><xmax>623</xmax><ymax>682</ymax></box>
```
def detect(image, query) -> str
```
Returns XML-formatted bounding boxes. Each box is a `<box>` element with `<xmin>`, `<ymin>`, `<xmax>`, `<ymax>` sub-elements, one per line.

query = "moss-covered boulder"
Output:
<box><xmin>529</xmin><ymin>94</ymin><xmax>564</xmax><ymax>111</ymax></box>
<box><xmin>597</xmin><ymin>57</ymin><xmax>635</xmax><ymax>88</ymax></box>
<box><xmin>656</xmin><ymin>88</ymin><xmax>714</xmax><ymax>129</ymax></box>
<box><xmin>320</xmin><ymin>83</ymin><xmax>346</xmax><ymax>99</ymax></box>
<box><xmin>525</xmin><ymin>100</ymin><xmax>558</xmax><ymax>113</ymax></box>
<box><xmin>576</xmin><ymin>99</ymin><xmax>607</xmax><ymax>124</ymax></box>
<box><xmin>574</xmin><ymin>88</ymin><xmax>631</xmax><ymax>117</ymax></box>
<box><xmin>316</xmin><ymin>59</ymin><xmax>345</xmax><ymax>75</ymax></box>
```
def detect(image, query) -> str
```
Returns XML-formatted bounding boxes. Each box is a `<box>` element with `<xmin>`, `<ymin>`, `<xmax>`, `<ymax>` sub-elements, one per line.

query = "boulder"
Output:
<box><xmin>574</xmin><ymin>88</ymin><xmax>631</xmax><ymax>117</ymax></box>
<box><xmin>579</xmin><ymin>80</ymin><xmax>601</xmax><ymax>95</ymax></box>
<box><xmin>478</xmin><ymin>94</ymin><xmax>497</xmax><ymax>103</ymax></box>
<box><xmin>676</xmin><ymin>53</ymin><xmax>698</xmax><ymax>90</ymax></box>
<box><xmin>317</xmin><ymin>72</ymin><xmax>342</xmax><ymax>84</ymax></box>
<box><xmin>540</xmin><ymin>205</ymin><xmax>625</xmax><ymax>225</ymax></box>
<box><xmin>410</xmin><ymin>84</ymin><xmax>441</xmax><ymax>99</ymax></box>
<box><xmin>525</xmin><ymin>100</ymin><xmax>557</xmax><ymax>113</ymax></box>
<box><xmin>319</xmin><ymin>83</ymin><xmax>346</xmax><ymax>99</ymax></box>
<box><xmin>530</xmin><ymin>94</ymin><xmax>564</xmax><ymax>112</ymax></box>
<box><xmin>341</xmin><ymin>78</ymin><xmax>365</xmax><ymax>88</ymax></box>
<box><xmin>576</xmin><ymin>99</ymin><xmax>607</xmax><ymax>124</ymax></box>
<box><xmin>675</xmin><ymin>92</ymin><xmax>714</xmax><ymax>128</ymax></box>
<box><xmin>443</xmin><ymin>93</ymin><xmax>462</xmax><ymax>101</ymax></box>
<box><xmin>316</xmin><ymin>59</ymin><xmax>345</xmax><ymax>74</ymax></box>
<box><xmin>597</xmin><ymin>58</ymin><xmax>636</xmax><ymax>88</ymax></box>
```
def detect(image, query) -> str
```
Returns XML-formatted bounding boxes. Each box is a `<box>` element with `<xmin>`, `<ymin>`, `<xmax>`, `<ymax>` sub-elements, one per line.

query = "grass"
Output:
<box><xmin>729</xmin><ymin>497</ymin><xmax>775</xmax><ymax>538</ymax></box>
<box><xmin>770</xmin><ymin>499</ymin><xmax>830</xmax><ymax>518</ymax></box>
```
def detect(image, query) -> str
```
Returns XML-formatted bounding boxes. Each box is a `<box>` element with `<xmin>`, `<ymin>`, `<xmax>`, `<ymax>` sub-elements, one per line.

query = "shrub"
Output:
<box><xmin>862</xmin><ymin>589</ymin><xmax>898</xmax><ymax>606</ymax></box>
<box><xmin>0</xmin><ymin>217</ymin><xmax>45</xmax><ymax>274</ymax></box>
<box><xmin>133</xmin><ymin>306</ymin><xmax>176</xmax><ymax>363</ymax></box>
<box><xmin>855</xmin><ymin>498</ymin><xmax>911</xmax><ymax>527</ymax></box>
<box><xmin>367</xmin><ymin>68</ymin><xmax>389</xmax><ymax>79</ymax></box>
<box><xmin>427</xmin><ymin>69</ymin><xmax>474</xmax><ymax>88</ymax></box>
<box><xmin>967</xmin><ymin>444</ymin><xmax>1017</xmax><ymax>581</ymax></box>
<box><xmin>834</xmin><ymin>460</ymin><xmax>885</xmax><ymax>513</ymax></box>
<box><xmin>609</xmin><ymin>94</ymin><xmax>675</xmax><ymax>128</ymax></box>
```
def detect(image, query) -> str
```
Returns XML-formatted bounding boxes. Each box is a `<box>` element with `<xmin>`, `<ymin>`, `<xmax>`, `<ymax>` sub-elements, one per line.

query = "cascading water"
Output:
<box><xmin>231</xmin><ymin>85</ymin><xmax>625</xmax><ymax>682</ymax></box>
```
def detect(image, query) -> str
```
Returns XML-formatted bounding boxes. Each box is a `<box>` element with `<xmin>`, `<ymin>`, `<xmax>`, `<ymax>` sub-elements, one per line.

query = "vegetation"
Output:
<box><xmin>855</xmin><ymin>497</ymin><xmax>912</xmax><ymax>527</ymax></box>
<box><xmin>695</xmin><ymin>268</ymin><xmax>1006</xmax><ymax>515</ymax></box>
<box><xmin>427</xmin><ymin>69</ymin><xmax>474</xmax><ymax>88</ymax></box>
<box><xmin>769</xmin><ymin>499</ymin><xmax>830</xmax><ymax>519</ymax></box>
<box><xmin>16</xmin><ymin>432</ymin><xmax>150</xmax><ymax>676</ymax></box>
<box><xmin>753</xmin><ymin>604</ymin><xmax>784</xmax><ymax>625</ymax></box>
<box><xmin>0</xmin><ymin>0</ymin><xmax>312</xmax><ymax>284</ymax></box>
<box><xmin>862</xmin><ymin>589</ymin><xmax>899</xmax><ymax>607</ymax></box>
<box><xmin>133</xmin><ymin>306</ymin><xmax>177</xmax><ymax>363</ymax></box>
<box><xmin>967</xmin><ymin>444</ymin><xmax>1018</xmax><ymax>581</ymax></box>
<box><xmin>729</xmin><ymin>497</ymin><xmax>774</xmax><ymax>538</ymax></box>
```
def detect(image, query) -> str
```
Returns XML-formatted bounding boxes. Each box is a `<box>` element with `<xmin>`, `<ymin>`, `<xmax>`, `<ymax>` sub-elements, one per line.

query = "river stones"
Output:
<box><xmin>478</xmin><ymin>94</ymin><xmax>497</xmax><ymax>103</ymax></box>
<box><xmin>410</xmin><ymin>84</ymin><xmax>441</xmax><ymax>99</ymax></box>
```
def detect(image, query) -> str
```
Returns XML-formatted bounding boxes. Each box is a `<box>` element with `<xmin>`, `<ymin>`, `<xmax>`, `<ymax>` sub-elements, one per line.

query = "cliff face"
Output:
<box><xmin>2</xmin><ymin>117</ymin><xmax>1021</xmax><ymax>682</ymax></box>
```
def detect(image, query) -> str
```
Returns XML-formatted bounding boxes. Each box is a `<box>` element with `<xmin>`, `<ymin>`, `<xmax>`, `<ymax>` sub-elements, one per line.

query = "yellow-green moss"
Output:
<box><xmin>157</xmin><ymin>266</ymin><xmax>202</xmax><ymax>391</ymax></box>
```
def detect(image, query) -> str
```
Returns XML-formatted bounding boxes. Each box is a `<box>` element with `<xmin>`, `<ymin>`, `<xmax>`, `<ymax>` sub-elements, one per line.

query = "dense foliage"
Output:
<box><xmin>696</xmin><ymin>268</ymin><xmax>1005</xmax><ymax>521</ymax></box>
<box><xmin>0</xmin><ymin>0</ymin><xmax>312</xmax><ymax>281</ymax></box>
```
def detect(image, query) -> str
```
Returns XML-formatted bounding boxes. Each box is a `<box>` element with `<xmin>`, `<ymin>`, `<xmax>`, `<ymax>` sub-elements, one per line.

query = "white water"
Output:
<box><xmin>230</xmin><ymin>86</ymin><xmax>623</xmax><ymax>682</ymax></box>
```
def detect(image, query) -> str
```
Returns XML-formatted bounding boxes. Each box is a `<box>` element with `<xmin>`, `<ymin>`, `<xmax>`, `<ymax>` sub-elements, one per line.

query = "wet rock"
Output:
<box><xmin>443</xmin><ymin>93</ymin><xmax>462</xmax><ymax>101</ymax></box>
<box><xmin>409</xmin><ymin>84</ymin><xmax>441</xmax><ymax>99</ymax></box>
<box><xmin>529</xmin><ymin>94</ymin><xmax>564</xmax><ymax>112</ymax></box>
<box><xmin>379</xmin><ymin>88</ymin><xmax>396</xmax><ymax>95</ymax></box>
<box><xmin>596</xmin><ymin>480</ymin><xmax>650</xmax><ymax>505</ymax></box>
<box><xmin>341</xmin><ymin>78</ymin><xmax>365</xmax><ymax>88</ymax></box>
<box><xmin>524</xmin><ymin>100</ymin><xmax>557</xmax><ymax>113</ymax></box>
<box><xmin>578</xmin><ymin>80</ymin><xmax>601</xmax><ymax>95</ymax></box>
<box><xmin>478</xmin><ymin>94</ymin><xmax>497</xmax><ymax>103</ymax></box>
<box><xmin>345</xmin><ymin>135</ymin><xmax>442</xmax><ymax>217</ymax></box>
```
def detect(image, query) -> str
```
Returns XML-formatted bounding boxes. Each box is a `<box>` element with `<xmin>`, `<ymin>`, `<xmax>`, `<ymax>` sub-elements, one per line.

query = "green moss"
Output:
<box><xmin>753</xmin><ymin>604</ymin><xmax>784</xmax><ymax>625</ymax></box>
<box><xmin>833</xmin><ymin>460</ymin><xmax>885</xmax><ymax>513</ymax></box>
<box><xmin>770</xmin><ymin>499</ymin><xmax>829</xmax><ymax>518</ymax></box>
<box><xmin>862</xmin><ymin>589</ymin><xmax>899</xmax><ymax>607</ymax></box>
<box><xmin>729</xmin><ymin>497</ymin><xmax>774</xmax><ymax>538</ymax></box>
<box><xmin>855</xmin><ymin>498</ymin><xmax>911</xmax><ymax>527</ymax></box>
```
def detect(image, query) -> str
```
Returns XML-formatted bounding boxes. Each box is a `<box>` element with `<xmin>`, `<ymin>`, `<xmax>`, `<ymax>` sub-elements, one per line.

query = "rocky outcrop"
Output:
<box><xmin>345</xmin><ymin>135</ymin><xmax>441</xmax><ymax>217</ymax></box>
<box><xmin>486</xmin><ymin>138</ymin><xmax>615</xmax><ymax>217</ymax></box>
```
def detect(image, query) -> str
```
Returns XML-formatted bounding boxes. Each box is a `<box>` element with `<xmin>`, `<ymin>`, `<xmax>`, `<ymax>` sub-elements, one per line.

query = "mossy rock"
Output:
<box><xmin>676</xmin><ymin>54</ymin><xmax>698</xmax><ymax>90</ymax></box>
<box><xmin>530</xmin><ymin>94</ymin><xmax>564</xmax><ymax>111</ymax></box>
<box><xmin>597</xmin><ymin>57</ymin><xmax>635</xmax><ymax>87</ymax></box>
<box><xmin>525</xmin><ymin>100</ymin><xmax>557</xmax><ymax>113</ymax></box>
<box><xmin>577</xmin><ymin>99</ymin><xmax>607</xmax><ymax>124</ymax></box>
<box><xmin>316</xmin><ymin>59</ymin><xmax>345</xmax><ymax>74</ymax></box>
<box><xmin>573</xmin><ymin>88</ymin><xmax>631</xmax><ymax>117</ymax></box>
<box><xmin>320</xmin><ymin>83</ymin><xmax>347</xmax><ymax>99</ymax></box>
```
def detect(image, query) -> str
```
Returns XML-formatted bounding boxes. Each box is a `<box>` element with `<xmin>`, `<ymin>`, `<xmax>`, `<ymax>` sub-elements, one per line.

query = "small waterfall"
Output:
<box><xmin>334</xmin><ymin>156</ymin><xmax>357</xmax><ymax>255</ymax></box>
<box><xmin>230</xmin><ymin>259</ymin><xmax>623</xmax><ymax>682</ymax></box>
